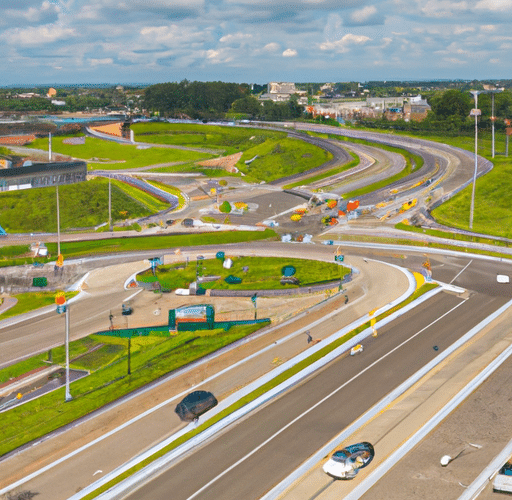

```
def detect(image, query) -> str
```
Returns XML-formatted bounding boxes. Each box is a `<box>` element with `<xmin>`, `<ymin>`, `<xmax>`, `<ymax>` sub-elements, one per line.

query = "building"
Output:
<box><xmin>0</xmin><ymin>161</ymin><xmax>87</xmax><ymax>191</ymax></box>
<box><xmin>259</xmin><ymin>82</ymin><xmax>308</xmax><ymax>105</ymax></box>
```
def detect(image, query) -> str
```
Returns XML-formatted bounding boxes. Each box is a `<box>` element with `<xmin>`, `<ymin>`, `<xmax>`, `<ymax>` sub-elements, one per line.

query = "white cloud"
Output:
<box><xmin>480</xmin><ymin>25</ymin><xmax>496</xmax><ymax>32</ymax></box>
<box><xmin>319</xmin><ymin>33</ymin><xmax>371</xmax><ymax>52</ymax></box>
<box><xmin>219</xmin><ymin>32</ymin><xmax>252</xmax><ymax>43</ymax></box>
<box><xmin>420</xmin><ymin>0</ymin><xmax>469</xmax><ymax>18</ymax></box>
<box><xmin>475</xmin><ymin>0</ymin><xmax>512</xmax><ymax>11</ymax></box>
<box><xmin>1</xmin><ymin>24</ymin><xmax>75</xmax><ymax>46</ymax></box>
<box><xmin>350</xmin><ymin>6</ymin><xmax>377</xmax><ymax>23</ymax></box>
<box><xmin>282</xmin><ymin>48</ymin><xmax>297</xmax><ymax>57</ymax></box>
<box><xmin>89</xmin><ymin>58</ymin><xmax>113</xmax><ymax>66</ymax></box>
<box><xmin>263</xmin><ymin>42</ymin><xmax>280</xmax><ymax>52</ymax></box>
<box><xmin>444</xmin><ymin>57</ymin><xmax>466</xmax><ymax>65</ymax></box>
<box><xmin>206</xmin><ymin>48</ymin><xmax>234</xmax><ymax>63</ymax></box>
<box><xmin>453</xmin><ymin>25</ymin><xmax>475</xmax><ymax>35</ymax></box>
<box><xmin>489</xmin><ymin>58</ymin><xmax>500</xmax><ymax>63</ymax></box>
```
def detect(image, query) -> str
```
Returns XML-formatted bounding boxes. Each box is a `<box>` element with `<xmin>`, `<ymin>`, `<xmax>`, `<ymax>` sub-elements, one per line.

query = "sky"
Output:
<box><xmin>1</xmin><ymin>0</ymin><xmax>511</xmax><ymax>86</ymax></box>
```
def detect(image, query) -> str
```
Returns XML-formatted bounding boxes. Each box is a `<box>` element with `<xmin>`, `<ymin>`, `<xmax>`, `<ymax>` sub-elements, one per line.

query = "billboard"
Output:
<box><xmin>175</xmin><ymin>304</ymin><xmax>214</xmax><ymax>323</ymax></box>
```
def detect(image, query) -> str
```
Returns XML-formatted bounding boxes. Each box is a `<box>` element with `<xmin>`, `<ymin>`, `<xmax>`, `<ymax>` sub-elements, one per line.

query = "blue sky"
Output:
<box><xmin>1</xmin><ymin>0</ymin><xmax>511</xmax><ymax>86</ymax></box>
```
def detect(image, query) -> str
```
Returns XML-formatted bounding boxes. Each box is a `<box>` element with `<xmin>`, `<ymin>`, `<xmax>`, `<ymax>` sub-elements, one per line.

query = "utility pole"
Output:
<box><xmin>108</xmin><ymin>175</ymin><xmax>112</xmax><ymax>231</ymax></box>
<box><xmin>469</xmin><ymin>91</ymin><xmax>483</xmax><ymax>230</ymax></box>
<box><xmin>56</xmin><ymin>185</ymin><xmax>61</xmax><ymax>256</ymax></box>
<box><xmin>65</xmin><ymin>305</ymin><xmax>72</xmax><ymax>401</ymax></box>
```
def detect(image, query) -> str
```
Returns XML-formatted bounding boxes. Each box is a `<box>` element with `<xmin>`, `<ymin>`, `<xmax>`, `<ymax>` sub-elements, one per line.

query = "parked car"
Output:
<box><xmin>181</xmin><ymin>218</ymin><xmax>194</xmax><ymax>227</ymax></box>
<box><xmin>175</xmin><ymin>390</ymin><xmax>218</xmax><ymax>421</ymax></box>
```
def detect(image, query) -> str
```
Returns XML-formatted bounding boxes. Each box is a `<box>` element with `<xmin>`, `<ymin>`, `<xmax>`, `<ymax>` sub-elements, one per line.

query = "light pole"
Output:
<box><xmin>65</xmin><ymin>305</ymin><xmax>72</xmax><ymax>401</ymax></box>
<box><xmin>488</xmin><ymin>89</ymin><xmax>503</xmax><ymax>158</ymax></box>
<box><xmin>56</xmin><ymin>184</ymin><xmax>61</xmax><ymax>256</ymax></box>
<box><xmin>469</xmin><ymin>91</ymin><xmax>483</xmax><ymax>230</ymax></box>
<box><xmin>56</xmin><ymin>294</ymin><xmax>72</xmax><ymax>402</ymax></box>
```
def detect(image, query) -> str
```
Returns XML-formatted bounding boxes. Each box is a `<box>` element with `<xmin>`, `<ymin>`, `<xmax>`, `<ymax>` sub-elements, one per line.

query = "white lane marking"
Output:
<box><xmin>185</xmin><ymin>299</ymin><xmax>467</xmax><ymax>500</ymax></box>
<box><xmin>0</xmin><ymin>304</ymin><xmax>343</xmax><ymax>493</ymax></box>
<box><xmin>450</xmin><ymin>259</ymin><xmax>473</xmax><ymax>285</ymax></box>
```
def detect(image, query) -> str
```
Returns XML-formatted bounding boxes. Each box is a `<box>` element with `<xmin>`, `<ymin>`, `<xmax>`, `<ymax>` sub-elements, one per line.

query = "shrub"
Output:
<box><xmin>219</xmin><ymin>201</ymin><xmax>232</xmax><ymax>213</ymax></box>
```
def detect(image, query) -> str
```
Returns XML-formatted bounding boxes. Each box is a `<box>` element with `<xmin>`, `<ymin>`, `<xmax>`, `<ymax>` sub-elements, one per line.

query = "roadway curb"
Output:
<box><xmin>66</xmin><ymin>261</ymin><xmax>419</xmax><ymax>500</ymax></box>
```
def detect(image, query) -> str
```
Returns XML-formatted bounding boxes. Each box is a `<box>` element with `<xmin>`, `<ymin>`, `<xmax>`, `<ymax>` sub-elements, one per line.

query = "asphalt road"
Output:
<box><xmin>123</xmin><ymin>272</ymin><xmax>510</xmax><ymax>500</ymax></box>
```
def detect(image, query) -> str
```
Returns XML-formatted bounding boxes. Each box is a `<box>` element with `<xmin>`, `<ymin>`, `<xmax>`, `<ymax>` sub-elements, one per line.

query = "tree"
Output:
<box><xmin>430</xmin><ymin>90</ymin><xmax>472</xmax><ymax>120</ymax></box>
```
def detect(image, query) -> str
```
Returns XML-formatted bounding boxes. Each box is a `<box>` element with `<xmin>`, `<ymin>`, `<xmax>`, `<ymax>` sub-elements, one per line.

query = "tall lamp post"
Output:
<box><xmin>469</xmin><ymin>91</ymin><xmax>483</xmax><ymax>230</ymax></box>
<box><xmin>488</xmin><ymin>89</ymin><xmax>503</xmax><ymax>158</ymax></box>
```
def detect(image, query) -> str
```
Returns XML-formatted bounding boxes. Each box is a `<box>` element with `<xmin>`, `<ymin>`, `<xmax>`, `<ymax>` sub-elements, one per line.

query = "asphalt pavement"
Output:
<box><xmin>0</xmin><ymin>256</ymin><xmax>409</xmax><ymax>499</ymax></box>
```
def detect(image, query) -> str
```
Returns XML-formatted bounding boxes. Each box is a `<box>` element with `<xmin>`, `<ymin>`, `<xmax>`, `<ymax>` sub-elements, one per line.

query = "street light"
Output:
<box><xmin>469</xmin><ymin>90</ymin><xmax>484</xmax><ymax>230</ymax></box>
<box><xmin>487</xmin><ymin>89</ymin><xmax>503</xmax><ymax>158</ymax></box>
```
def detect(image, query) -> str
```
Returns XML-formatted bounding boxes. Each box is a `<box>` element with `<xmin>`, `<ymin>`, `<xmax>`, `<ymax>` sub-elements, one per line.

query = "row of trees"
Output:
<box><xmin>359</xmin><ymin>89</ymin><xmax>512</xmax><ymax>134</ymax></box>
<box><xmin>143</xmin><ymin>80</ymin><xmax>251</xmax><ymax>120</ymax></box>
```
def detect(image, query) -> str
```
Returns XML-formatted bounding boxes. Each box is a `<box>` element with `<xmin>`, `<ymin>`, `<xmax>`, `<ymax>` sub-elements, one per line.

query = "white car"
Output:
<box><xmin>350</xmin><ymin>344</ymin><xmax>363</xmax><ymax>356</ymax></box>
<box><xmin>323</xmin><ymin>442</ymin><xmax>375</xmax><ymax>480</ymax></box>
<box><xmin>493</xmin><ymin>462</ymin><xmax>512</xmax><ymax>493</ymax></box>
<box><xmin>175</xmin><ymin>288</ymin><xmax>190</xmax><ymax>296</ymax></box>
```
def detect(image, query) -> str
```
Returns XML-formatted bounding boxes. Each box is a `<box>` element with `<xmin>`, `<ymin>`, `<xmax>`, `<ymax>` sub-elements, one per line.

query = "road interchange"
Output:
<box><xmin>1</xmin><ymin>125</ymin><xmax>510</xmax><ymax>500</ymax></box>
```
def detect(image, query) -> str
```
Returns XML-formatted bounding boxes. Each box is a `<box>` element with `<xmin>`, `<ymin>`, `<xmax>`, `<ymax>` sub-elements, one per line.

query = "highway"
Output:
<box><xmin>110</xmin><ymin>254</ymin><xmax>511</xmax><ymax>500</ymax></box>
<box><xmin>1</xmin><ymin>124</ymin><xmax>509</xmax><ymax>500</ymax></box>
<box><xmin>122</xmin><ymin>292</ymin><xmax>507</xmax><ymax>499</ymax></box>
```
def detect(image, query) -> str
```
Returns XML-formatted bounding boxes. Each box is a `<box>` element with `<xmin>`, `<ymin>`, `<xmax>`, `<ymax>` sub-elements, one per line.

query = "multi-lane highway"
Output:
<box><xmin>117</xmin><ymin>255</ymin><xmax>512</xmax><ymax>500</ymax></box>
<box><xmin>1</xmin><ymin>124</ymin><xmax>509</xmax><ymax>500</ymax></box>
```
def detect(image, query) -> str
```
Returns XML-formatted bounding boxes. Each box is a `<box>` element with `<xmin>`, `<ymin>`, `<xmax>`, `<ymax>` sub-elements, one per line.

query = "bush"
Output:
<box><xmin>219</xmin><ymin>201</ymin><xmax>232</xmax><ymax>213</ymax></box>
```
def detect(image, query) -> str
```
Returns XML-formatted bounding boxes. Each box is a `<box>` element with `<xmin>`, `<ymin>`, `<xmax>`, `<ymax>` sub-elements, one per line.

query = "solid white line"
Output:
<box><xmin>185</xmin><ymin>299</ymin><xmax>467</xmax><ymax>500</ymax></box>
<box><xmin>451</xmin><ymin>259</ymin><xmax>473</xmax><ymax>284</ymax></box>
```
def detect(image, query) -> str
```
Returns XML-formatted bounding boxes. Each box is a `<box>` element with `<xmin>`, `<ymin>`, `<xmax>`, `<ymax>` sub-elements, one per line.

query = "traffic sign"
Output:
<box><xmin>334</xmin><ymin>254</ymin><xmax>344</xmax><ymax>262</ymax></box>
<box><xmin>56</xmin><ymin>305</ymin><xmax>66</xmax><ymax>314</ymax></box>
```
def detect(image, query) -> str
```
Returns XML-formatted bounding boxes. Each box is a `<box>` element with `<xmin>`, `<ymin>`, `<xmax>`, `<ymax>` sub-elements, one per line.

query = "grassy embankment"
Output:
<box><xmin>0</xmin><ymin>177</ymin><xmax>167</xmax><ymax>234</ymax></box>
<box><xmin>0</xmin><ymin>290</ymin><xmax>79</xmax><ymax>320</ymax></box>
<box><xmin>0</xmin><ymin>256</ymin><xmax>345</xmax><ymax>455</ymax></box>
<box><xmin>0</xmin><ymin>322</ymin><xmax>266</xmax><ymax>457</ymax></box>
<box><xmin>27</xmin><ymin>134</ymin><xmax>213</xmax><ymax>170</ymax></box>
<box><xmin>131</xmin><ymin>123</ymin><xmax>333</xmax><ymax>182</ymax></box>
<box><xmin>137</xmin><ymin>256</ymin><xmax>350</xmax><ymax>290</ymax></box>
<box><xmin>0</xmin><ymin>229</ymin><xmax>278</xmax><ymax>269</ymax></box>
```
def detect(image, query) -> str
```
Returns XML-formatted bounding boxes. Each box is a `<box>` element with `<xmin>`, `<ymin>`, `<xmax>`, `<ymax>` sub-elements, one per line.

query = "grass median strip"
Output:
<box><xmin>81</xmin><ymin>282</ymin><xmax>437</xmax><ymax>499</ymax></box>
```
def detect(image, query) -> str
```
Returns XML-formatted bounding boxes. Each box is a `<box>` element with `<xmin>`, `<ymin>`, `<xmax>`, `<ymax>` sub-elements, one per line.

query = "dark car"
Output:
<box><xmin>175</xmin><ymin>390</ymin><xmax>218</xmax><ymax>422</ymax></box>
<box><xmin>181</xmin><ymin>218</ymin><xmax>194</xmax><ymax>227</ymax></box>
<box><xmin>121</xmin><ymin>304</ymin><xmax>133</xmax><ymax>315</ymax></box>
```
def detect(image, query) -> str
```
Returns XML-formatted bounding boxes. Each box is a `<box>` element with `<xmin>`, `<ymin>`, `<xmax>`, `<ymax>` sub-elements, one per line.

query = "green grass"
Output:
<box><xmin>0</xmin><ymin>323</ymin><xmax>267</xmax><ymax>457</ymax></box>
<box><xmin>0</xmin><ymin>177</ymin><xmax>156</xmax><ymax>233</ymax></box>
<box><xmin>142</xmin><ymin>179</ymin><xmax>187</xmax><ymax>209</ymax></box>
<box><xmin>0</xmin><ymin>230</ymin><xmax>278</xmax><ymax>272</ymax></box>
<box><xmin>331</xmin><ymin>137</ymin><xmax>423</xmax><ymax>199</ymax></box>
<box><xmin>236</xmin><ymin>137</ymin><xmax>333</xmax><ymax>182</ymax></box>
<box><xmin>28</xmin><ymin>135</ymin><xmax>213</xmax><ymax>170</ymax></box>
<box><xmin>138</xmin><ymin>256</ymin><xmax>350</xmax><ymax>290</ymax></box>
<box><xmin>430</xmin><ymin>137</ymin><xmax>512</xmax><ymax>238</ymax></box>
<box><xmin>0</xmin><ymin>290</ymin><xmax>79</xmax><ymax>320</ymax></box>
<box><xmin>283</xmin><ymin>150</ymin><xmax>359</xmax><ymax>189</ymax></box>
<box><xmin>111</xmin><ymin>179</ymin><xmax>169</xmax><ymax>213</ymax></box>
<box><xmin>131</xmin><ymin>122</ymin><xmax>287</xmax><ymax>156</ymax></box>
